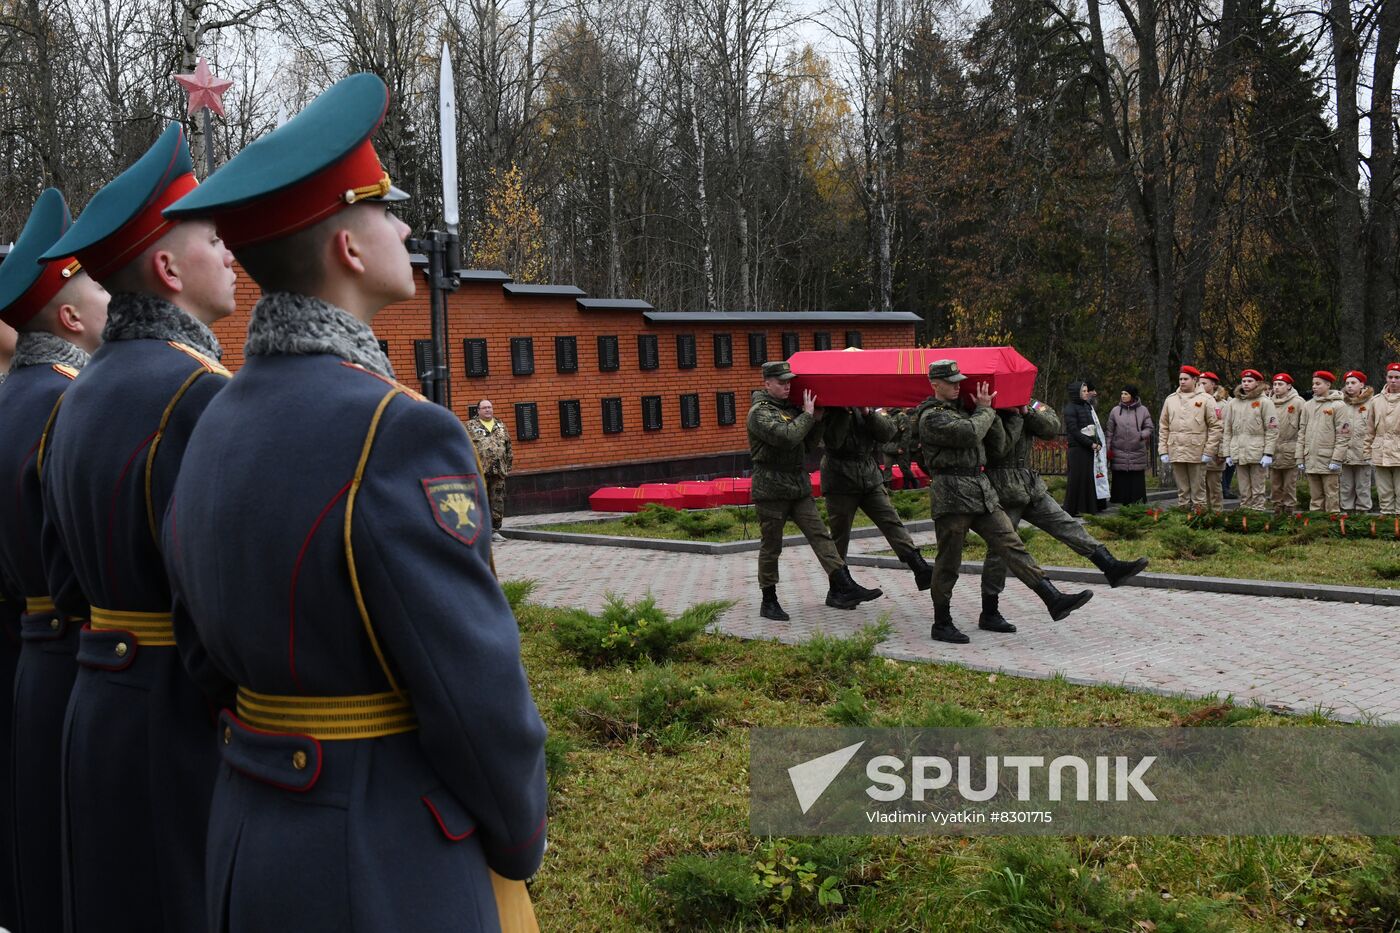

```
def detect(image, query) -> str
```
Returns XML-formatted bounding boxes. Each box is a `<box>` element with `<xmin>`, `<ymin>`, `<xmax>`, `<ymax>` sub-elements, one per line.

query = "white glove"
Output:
<box><xmin>1297</xmin><ymin>463</ymin><xmax>1305</xmax><ymax>472</ymax></box>
<box><xmin>1160</xmin><ymin>454</ymin><xmax>1170</xmax><ymax>464</ymax></box>
<box><xmin>1328</xmin><ymin>462</ymin><xmax>1341</xmax><ymax>472</ymax></box>
<box><xmin>1260</xmin><ymin>455</ymin><xmax>1273</xmax><ymax>468</ymax></box>
<box><xmin>1225</xmin><ymin>457</ymin><xmax>1234</xmax><ymax>467</ymax></box>
<box><xmin>1201</xmin><ymin>455</ymin><xmax>1213</xmax><ymax>464</ymax></box>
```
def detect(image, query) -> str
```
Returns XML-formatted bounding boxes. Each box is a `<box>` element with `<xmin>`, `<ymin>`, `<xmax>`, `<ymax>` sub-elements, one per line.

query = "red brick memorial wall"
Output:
<box><xmin>218</xmin><ymin>264</ymin><xmax>919</xmax><ymax>512</ymax></box>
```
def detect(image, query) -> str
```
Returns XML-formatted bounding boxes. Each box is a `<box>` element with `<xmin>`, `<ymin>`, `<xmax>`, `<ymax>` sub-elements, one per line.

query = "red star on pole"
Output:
<box><xmin>175</xmin><ymin>57</ymin><xmax>234</xmax><ymax>118</ymax></box>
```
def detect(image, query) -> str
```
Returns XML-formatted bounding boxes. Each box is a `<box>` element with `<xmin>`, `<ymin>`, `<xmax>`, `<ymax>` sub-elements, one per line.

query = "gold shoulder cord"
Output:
<box><xmin>344</xmin><ymin>387</ymin><xmax>408</xmax><ymax>700</ymax></box>
<box><xmin>36</xmin><ymin>394</ymin><xmax>66</xmax><ymax>476</ymax></box>
<box><xmin>144</xmin><ymin>370</ymin><xmax>209</xmax><ymax>543</ymax></box>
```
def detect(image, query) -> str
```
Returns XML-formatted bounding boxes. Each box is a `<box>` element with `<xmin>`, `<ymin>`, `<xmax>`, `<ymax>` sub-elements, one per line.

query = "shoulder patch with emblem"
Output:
<box><xmin>422</xmin><ymin>474</ymin><xmax>484</xmax><ymax>546</ymax></box>
<box><xmin>167</xmin><ymin>341</ymin><xmax>231</xmax><ymax>377</ymax></box>
<box><xmin>339</xmin><ymin>361</ymin><xmax>428</xmax><ymax>402</ymax></box>
<box><xmin>1251</xmin><ymin>400</ymin><xmax>1260</xmax><ymax>408</ymax></box>
<box><xmin>51</xmin><ymin>363</ymin><xmax>79</xmax><ymax>380</ymax></box>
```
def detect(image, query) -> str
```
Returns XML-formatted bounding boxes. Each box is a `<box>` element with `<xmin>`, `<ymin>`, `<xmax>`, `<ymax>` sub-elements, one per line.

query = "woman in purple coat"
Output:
<box><xmin>1106</xmin><ymin>384</ymin><xmax>1155</xmax><ymax>504</ymax></box>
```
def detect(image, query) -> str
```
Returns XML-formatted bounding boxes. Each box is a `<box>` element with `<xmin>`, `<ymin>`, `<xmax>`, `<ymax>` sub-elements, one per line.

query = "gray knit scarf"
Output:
<box><xmin>102</xmin><ymin>292</ymin><xmax>223</xmax><ymax>360</ymax></box>
<box><xmin>244</xmin><ymin>292</ymin><xmax>394</xmax><ymax>378</ymax></box>
<box><xmin>8</xmin><ymin>331</ymin><xmax>90</xmax><ymax>373</ymax></box>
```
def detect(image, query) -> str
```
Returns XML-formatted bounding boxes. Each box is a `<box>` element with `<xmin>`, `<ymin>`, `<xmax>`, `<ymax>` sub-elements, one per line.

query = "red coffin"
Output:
<box><xmin>589</xmin><ymin>484</ymin><xmax>685</xmax><ymax>513</ymax></box>
<box><xmin>713</xmin><ymin>477</ymin><xmax>752</xmax><ymax>505</ymax></box>
<box><xmin>788</xmin><ymin>346</ymin><xmax>1038</xmax><ymax>409</ymax></box>
<box><xmin>676</xmin><ymin>481</ymin><xmax>724</xmax><ymax>509</ymax></box>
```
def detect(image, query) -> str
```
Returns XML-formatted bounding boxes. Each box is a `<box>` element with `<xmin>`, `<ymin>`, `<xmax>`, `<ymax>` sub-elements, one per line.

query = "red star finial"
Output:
<box><xmin>175</xmin><ymin>57</ymin><xmax>234</xmax><ymax>118</ymax></box>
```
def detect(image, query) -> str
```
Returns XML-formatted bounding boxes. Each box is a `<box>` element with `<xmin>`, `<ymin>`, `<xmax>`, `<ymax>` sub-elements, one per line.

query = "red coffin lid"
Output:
<box><xmin>787</xmin><ymin>346</ymin><xmax>1038</xmax><ymax>408</ymax></box>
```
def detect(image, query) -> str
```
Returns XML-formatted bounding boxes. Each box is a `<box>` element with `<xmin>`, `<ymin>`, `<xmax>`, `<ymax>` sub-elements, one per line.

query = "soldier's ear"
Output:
<box><xmin>329</xmin><ymin>227</ymin><xmax>367</xmax><ymax>276</ymax></box>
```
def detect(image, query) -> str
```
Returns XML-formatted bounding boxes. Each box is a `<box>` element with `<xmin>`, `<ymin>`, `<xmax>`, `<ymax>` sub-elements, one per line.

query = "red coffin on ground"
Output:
<box><xmin>589</xmin><ymin>484</ymin><xmax>686</xmax><ymax>512</ymax></box>
<box><xmin>676</xmin><ymin>481</ymin><xmax>724</xmax><ymax>509</ymax></box>
<box><xmin>713</xmin><ymin>477</ymin><xmax>753</xmax><ymax>505</ymax></box>
<box><xmin>787</xmin><ymin>346</ymin><xmax>1038</xmax><ymax>409</ymax></box>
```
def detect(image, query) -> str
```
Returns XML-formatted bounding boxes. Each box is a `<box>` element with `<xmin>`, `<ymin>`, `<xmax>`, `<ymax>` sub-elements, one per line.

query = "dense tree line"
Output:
<box><xmin>2</xmin><ymin>0</ymin><xmax>1398</xmax><ymax>405</ymax></box>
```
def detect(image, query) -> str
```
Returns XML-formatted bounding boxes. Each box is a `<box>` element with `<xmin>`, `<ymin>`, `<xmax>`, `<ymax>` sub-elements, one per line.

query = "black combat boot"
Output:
<box><xmin>901</xmin><ymin>550</ymin><xmax>933</xmax><ymax>591</ymax></box>
<box><xmin>930</xmin><ymin>603</ymin><xmax>970</xmax><ymax>644</ymax></box>
<box><xmin>1088</xmin><ymin>545</ymin><xmax>1149</xmax><ymax>588</ymax></box>
<box><xmin>977</xmin><ymin>592</ymin><xmax>1017</xmax><ymax>633</ymax></box>
<box><xmin>825</xmin><ymin>567</ymin><xmax>883</xmax><ymax>610</ymax></box>
<box><xmin>760</xmin><ymin>586</ymin><xmax>790</xmax><ymax>621</ymax></box>
<box><xmin>1032</xmin><ymin>579</ymin><xmax>1094</xmax><ymax>621</ymax></box>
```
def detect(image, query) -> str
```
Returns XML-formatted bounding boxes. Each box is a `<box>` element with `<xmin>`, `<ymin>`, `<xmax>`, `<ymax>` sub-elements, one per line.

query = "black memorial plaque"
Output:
<box><xmin>555</xmin><ymin>335</ymin><xmax>579</xmax><ymax>374</ymax></box>
<box><xmin>378</xmin><ymin>340</ymin><xmax>389</xmax><ymax>354</ymax></box>
<box><xmin>597</xmin><ymin>335</ymin><xmax>620</xmax><ymax>371</ymax></box>
<box><xmin>641</xmin><ymin>395</ymin><xmax>663</xmax><ymax>431</ymax></box>
<box><xmin>748</xmin><ymin>332</ymin><xmax>767</xmax><ymax>366</ymax></box>
<box><xmin>638</xmin><ymin>334</ymin><xmax>659</xmax><ymax>370</ymax></box>
<box><xmin>713</xmin><ymin>332</ymin><xmax>733</xmax><ymax>368</ymax></box>
<box><xmin>514</xmin><ymin>402</ymin><xmax>539</xmax><ymax>441</ymax></box>
<box><xmin>782</xmin><ymin>332</ymin><xmax>800</xmax><ymax>360</ymax></box>
<box><xmin>463</xmin><ymin>338</ymin><xmax>488</xmax><ymax>377</ymax></box>
<box><xmin>716</xmin><ymin>391</ymin><xmax>737</xmax><ymax>426</ymax></box>
<box><xmin>510</xmin><ymin>337</ymin><xmax>535</xmax><ymax>376</ymax></box>
<box><xmin>676</xmin><ymin>333</ymin><xmax>697</xmax><ymax>369</ymax></box>
<box><xmin>559</xmin><ymin>399</ymin><xmax>583</xmax><ymax>437</ymax></box>
<box><xmin>413</xmin><ymin>339</ymin><xmax>434</xmax><ymax>381</ymax></box>
<box><xmin>602</xmin><ymin>397</ymin><xmax>624</xmax><ymax>434</ymax></box>
<box><xmin>814</xmin><ymin>331</ymin><xmax>832</xmax><ymax>351</ymax></box>
<box><xmin>845</xmin><ymin>330</ymin><xmax>863</xmax><ymax>348</ymax></box>
<box><xmin>680</xmin><ymin>393</ymin><xmax>700</xmax><ymax>428</ymax></box>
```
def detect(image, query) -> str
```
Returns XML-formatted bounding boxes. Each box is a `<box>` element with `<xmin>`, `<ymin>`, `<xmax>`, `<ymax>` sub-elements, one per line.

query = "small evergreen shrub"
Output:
<box><xmin>572</xmin><ymin>667</ymin><xmax>731</xmax><ymax>745</ymax></box>
<box><xmin>552</xmin><ymin>594</ymin><xmax>733</xmax><ymax>666</ymax></box>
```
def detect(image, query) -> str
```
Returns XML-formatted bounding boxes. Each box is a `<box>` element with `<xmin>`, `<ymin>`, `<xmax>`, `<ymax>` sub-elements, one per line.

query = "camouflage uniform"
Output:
<box><xmin>912</xmin><ymin>396</ymin><xmax>1045</xmax><ymax>605</ymax></box>
<box><xmin>467</xmin><ymin>416</ymin><xmax>513</xmax><ymax>529</ymax></box>
<box><xmin>879</xmin><ymin>409</ymin><xmax>917</xmax><ymax>489</ymax></box>
<box><xmin>981</xmin><ymin>404</ymin><xmax>1105</xmax><ymax>595</ymax></box>
<box><xmin>821</xmin><ymin>407</ymin><xmax>920</xmax><ymax>562</ymax></box>
<box><xmin>747</xmin><ymin>388</ymin><xmax>842</xmax><ymax>586</ymax></box>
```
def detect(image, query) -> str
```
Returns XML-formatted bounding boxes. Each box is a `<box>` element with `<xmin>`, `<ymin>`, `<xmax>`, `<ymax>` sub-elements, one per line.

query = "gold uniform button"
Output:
<box><xmin>291</xmin><ymin>750</ymin><xmax>308</xmax><ymax>771</ymax></box>
<box><xmin>115</xmin><ymin>642</ymin><xmax>128</xmax><ymax>658</ymax></box>
<box><xmin>223</xmin><ymin>726</ymin><xmax>232</xmax><ymax>745</ymax></box>
<box><xmin>49</xmin><ymin>618</ymin><xmax>59</xmax><ymax>631</ymax></box>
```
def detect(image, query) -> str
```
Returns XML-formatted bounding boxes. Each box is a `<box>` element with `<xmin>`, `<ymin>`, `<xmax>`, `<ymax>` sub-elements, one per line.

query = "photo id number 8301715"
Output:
<box><xmin>989</xmin><ymin>811</ymin><xmax>1053</xmax><ymax>823</ymax></box>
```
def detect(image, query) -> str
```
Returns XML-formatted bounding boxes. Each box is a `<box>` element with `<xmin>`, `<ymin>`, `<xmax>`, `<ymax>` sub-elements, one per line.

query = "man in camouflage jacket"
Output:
<box><xmin>879</xmin><ymin>408</ymin><xmax>919</xmax><ymax>489</ymax></box>
<box><xmin>912</xmin><ymin>360</ymin><xmax>1094</xmax><ymax>643</ymax></box>
<box><xmin>467</xmin><ymin>399</ymin><xmax>513</xmax><ymax>537</ymax></box>
<box><xmin>821</xmin><ymin>406</ymin><xmax>932</xmax><ymax>591</ymax></box>
<box><xmin>747</xmin><ymin>361</ymin><xmax>882</xmax><ymax>621</ymax></box>
<box><xmin>979</xmin><ymin>402</ymin><xmax>1148</xmax><ymax>632</ymax></box>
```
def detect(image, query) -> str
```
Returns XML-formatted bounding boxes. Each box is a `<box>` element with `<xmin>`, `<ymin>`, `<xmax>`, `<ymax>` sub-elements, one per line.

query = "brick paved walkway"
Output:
<box><xmin>497</xmin><ymin>513</ymin><xmax>1400</xmax><ymax>724</ymax></box>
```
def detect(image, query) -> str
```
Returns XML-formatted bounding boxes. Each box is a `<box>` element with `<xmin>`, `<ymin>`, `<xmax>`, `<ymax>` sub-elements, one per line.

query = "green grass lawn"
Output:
<box><xmin>518</xmin><ymin>590</ymin><xmax>1399</xmax><ymax>931</ymax></box>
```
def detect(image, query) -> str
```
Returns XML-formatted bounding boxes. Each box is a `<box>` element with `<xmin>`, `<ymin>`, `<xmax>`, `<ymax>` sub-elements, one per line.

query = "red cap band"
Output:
<box><xmin>213</xmin><ymin>139</ymin><xmax>390</xmax><ymax>250</ymax></box>
<box><xmin>1314</xmin><ymin>370</ymin><xmax>1336</xmax><ymax>383</ymax></box>
<box><xmin>1179</xmin><ymin>365</ymin><xmax>1200</xmax><ymax>377</ymax></box>
<box><xmin>1240</xmin><ymin>369</ymin><xmax>1264</xmax><ymax>381</ymax></box>
<box><xmin>1344</xmin><ymin>370</ymin><xmax>1367</xmax><ymax>384</ymax></box>
<box><xmin>1273</xmin><ymin>372</ymin><xmax>1293</xmax><ymax>384</ymax></box>
<box><xmin>0</xmin><ymin>257</ymin><xmax>81</xmax><ymax>329</ymax></box>
<box><xmin>1200</xmin><ymin>371</ymin><xmax>1220</xmax><ymax>382</ymax></box>
<box><xmin>1387</xmin><ymin>363</ymin><xmax>1400</xmax><ymax>374</ymax></box>
<box><xmin>77</xmin><ymin>172</ymin><xmax>199</xmax><ymax>281</ymax></box>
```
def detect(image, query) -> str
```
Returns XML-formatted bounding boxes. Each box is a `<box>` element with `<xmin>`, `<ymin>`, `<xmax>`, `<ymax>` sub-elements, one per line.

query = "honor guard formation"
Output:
<box><xmin>1</xmin><ymin>67</ymin><xmax>1399</xmax><ymax>932</ymax></box>
<box><xmin>0</xmin><ymin>74</ymin><xmax>545</xmax><ymax>932</ymax></box>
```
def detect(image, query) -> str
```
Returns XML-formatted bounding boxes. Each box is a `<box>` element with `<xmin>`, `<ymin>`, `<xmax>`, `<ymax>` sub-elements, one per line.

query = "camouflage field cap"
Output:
<box><xmin>927</xmin><ymin>359</ymin><xmax>966</xmax><ymax>383</ymax></box>
<box><xmin>761</xmin><ymin>360</ymin><xmax>797</xmax><ymax>382</ymax></box>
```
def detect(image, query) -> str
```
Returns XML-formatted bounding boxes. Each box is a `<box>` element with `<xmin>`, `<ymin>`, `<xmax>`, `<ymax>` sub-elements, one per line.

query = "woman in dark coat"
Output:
<box><xmin>1106</xmin><ymin>384</ymin><xmax>1154</xmax><ymax>504</ymax></box>
<box><xmin>1062</xmin><ymin>380</ymin><xmax>1101</xmax><ymax>516</ymax></box>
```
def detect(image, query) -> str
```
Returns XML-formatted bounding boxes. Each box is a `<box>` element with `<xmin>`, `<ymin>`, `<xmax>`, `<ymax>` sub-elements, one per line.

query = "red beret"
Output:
<box><xmin>1240</xmin><ymin>369</ymin><xmax>1264</xmax><ymax>381</ymax></box>
<box><xmin>1388</xmin><ymin>363</ymin><xmax>1400</xmax><ymax>374</ymax></box>
<box><xmin>1273</xmin><ymin>372</ymin><xmax>1293</xmax><ymax>384</ymax></box>
<box><xmin>1314</xmin><ymin>370</ymin><xmax>1336</xmax><ymax>383</ymax></box>
<box><xmin>1200</xmin><ymin>371</ymin><xmax>1220</xmax><ymax>382</ymax></box>
<box><xmin>1344</xmin><ymin>370</ymin><xmax>1367</xmax><ymax>384</ymax></box>
<box><xmin>1179</xmin><ymin>365</ymin><xmax>1201</xmax><ymax>377</ymax></box>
